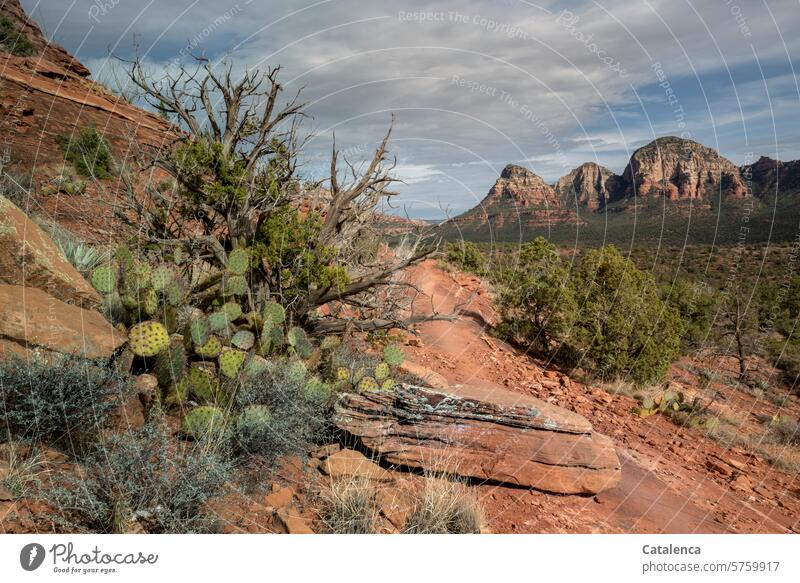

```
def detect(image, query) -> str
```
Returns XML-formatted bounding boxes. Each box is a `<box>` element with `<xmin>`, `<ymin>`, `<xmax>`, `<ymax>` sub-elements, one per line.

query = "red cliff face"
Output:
<box><xmin>554</xmin><ymin>162</ymin><xmax>621</xmax><ymax>210</ymax></box>
<box><xmin>741</xmin><ymin>156</ymin><xmax>800</xmax><ymax>198</ymax></box>
<box><xmin>484</xmin><ymin>164</ymin><xmax>561</xmax><ymax>209</ymax></box>
<box><xmin>621</xmin><ymin>136</ymin><xmax>748</xmax><ymax>200</ymax></box>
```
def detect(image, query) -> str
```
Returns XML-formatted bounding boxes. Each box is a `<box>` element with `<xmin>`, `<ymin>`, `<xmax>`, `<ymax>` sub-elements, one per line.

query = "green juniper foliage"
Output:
<box><xmin>0</xmin><ymin>15</ymin><xmax>34</xmax><ymax>56</ymax></box>
<box><xmin>494</xmin><ymin>240</ymin><xmax>683</xmax><ymax>385</ymax></box>
<box><xmin>54</xmin><ymin>127</ymin><xmax>115</xmax><ymax>179</ymax></box>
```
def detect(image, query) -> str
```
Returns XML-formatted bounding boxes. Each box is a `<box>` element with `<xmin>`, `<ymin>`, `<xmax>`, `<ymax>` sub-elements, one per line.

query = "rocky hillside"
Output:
<box><xmin>445</xmin><ymin>136</ymin><xmax>800</xmax><ymax>238</ymax></box>
<box><xmin>620</xmin><ymin>136</ymin><xmax>748</xmax><ymax>200</ymax></box>
<box><xmin>0</xmin><ymin>0</ymin><xmax>172</xmax><ymax>239</ymax></box>
<box><xmin>554</xmin><ymin>161</ymin><xmax>620</xmax><ymax>210</ymax></box>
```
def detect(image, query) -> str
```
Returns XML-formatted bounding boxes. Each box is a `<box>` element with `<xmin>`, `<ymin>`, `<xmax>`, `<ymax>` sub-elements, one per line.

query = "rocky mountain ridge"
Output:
<box><xmin>448</xmin><ymin>136</ymin><xmax>800</xmax><ymax>231</ymax></box>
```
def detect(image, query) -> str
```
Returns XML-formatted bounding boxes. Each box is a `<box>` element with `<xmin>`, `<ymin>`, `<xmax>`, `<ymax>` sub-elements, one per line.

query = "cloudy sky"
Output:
<box><xmin>22</xmin><ymin>0</ymin><xmax>800</xmax><ymax>219</ymax></box>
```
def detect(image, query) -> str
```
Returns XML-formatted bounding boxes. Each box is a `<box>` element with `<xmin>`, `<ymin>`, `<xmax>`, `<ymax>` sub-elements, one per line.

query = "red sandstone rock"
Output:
<box><xmin>0</xmin><ymin>195</ymin><xmax>101</xmax><ymax>308</ymax></box>
<box><xmin>0</xmin><ymin>284</ymin><xmax>125</xmax><ymax>358</ymax></box>
<box><xmin>334</xmin><ymin>382</ymin><xmax>621</xmax><ymax>494</ymax></box>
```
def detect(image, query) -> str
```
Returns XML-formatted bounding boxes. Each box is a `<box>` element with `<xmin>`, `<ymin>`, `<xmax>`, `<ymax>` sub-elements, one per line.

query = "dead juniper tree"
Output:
<box><xmin>112</xmin><ymin>55</ymin><xmax>450</xmax><ymax>334</ymax></box>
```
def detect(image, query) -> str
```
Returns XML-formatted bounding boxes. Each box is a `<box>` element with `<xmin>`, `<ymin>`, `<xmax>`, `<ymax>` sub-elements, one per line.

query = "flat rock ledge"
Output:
<box><xmin>334</xmin><ymin>382</ymin><xmax>621</xmax><ymax>495</ymax></box>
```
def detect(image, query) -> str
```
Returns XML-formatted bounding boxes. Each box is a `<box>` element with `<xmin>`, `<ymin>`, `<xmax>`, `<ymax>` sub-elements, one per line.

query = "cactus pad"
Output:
<box><xmin>128</xmin><ymin>321</ymin><xmax>169</xmax><ymax>357</ymax></box>
<box><xmin>243</xmin><ymin>354</ymin><xmax>270</xmax><ymax>377</ymax></box>
<box><xmin>221</xmin><ymin>302</ymin><xmax>242</xmax><ymax>321</ymax></box>
<box><xmin>195</xmin><ymin>335</ymin><xmax>222</xmax><ymax>358</ymax></box>
<box><xmin>186</xmin><ymin>367</ymin><xmax>219</xmax><ymax>403</ymax></box>
<box><xmin>227</xmin><ymin>248</ymin><xmax>250</xmax><ymax>275</ymax></box>
<box><xmin>320</xmin><ymin>335</ymin><xmax>341</xmax><ymax>351</ymax></box>
<box><xmin>262</xmin><ymin>301</ymin><xmax>286</xmax><ymax>325</ymax></box>
<box><xmin>91</xmin><ymin>265</ymin><xmax>117</xmax><ymax>294</ymax></box>
<box><xmin>182</xmin><ymin>406</ymin><xmax>227</xmax><ymax>440</ymax></box>
<box><xmin>154</xmin><ymin>340</ymin><xmax>187</xmax><ymax>386</ymax></box>
<box><xmin>374</xmin><ymin>361</ymin><xmax>390</xmax><ymax>381</ymax></box>
<box><xmin>143</xmin><ymin>288</ymin><xmax>159</xmax><ymax>315</ymax></box>
<box><xmin>336</xmin><ymin>367</ymin><xmax>351</xmax><ymax>381</ymax></box>
<box><xmin>357</xmin><ymin>376</ymin><xmax>379</xmax><ymax>393</ymax></box>
<box><xmin>231</xmin><ymin>330</ymin><xmax>255</xmax><ymax>350</ymax></box>
<box><xmin>189</xmin><ymin>316</ymin><xmax>211</xmax><ymax>346</ymax></box>
<box><xmin>151</xmin><ymin>266</ymin><xmax>173</xmax><ymax>291</ymax></box>
<box><xmin>209</xmin><ymin>311</ymin><xmax>230</xmax><ymax>332</ymax></box>
<box><xmin>287</xmin><ymin>326</ymin><xmax>312</xmax><ymax>358</ymax></box>
<box><xmin>236</xmin><ymin>404</ymin><xmax>271</xmax><ymax>432</ymax></box>
<box><xmin>305</xmin><ymin>376</ymin><xmax>331</xmax><ymax>401</ymax></box>
<box><xmin>223</xmin><ymin>274</ymin><xmax>248</xmax><ymax>296</ymax></box>
<box><xmin>219</xmin><ymin>348</ymin><xmax>246</xmax><ymax>378</ymax></box>
<box><xmin>383</xmin><ymin>344</ymin><xmax>405</xmax><ymax>367</ymax></box>
<box><xmin>380</xmin><ymin>378</ymin><xmax>396</xmax><ymax>391</ymax></box>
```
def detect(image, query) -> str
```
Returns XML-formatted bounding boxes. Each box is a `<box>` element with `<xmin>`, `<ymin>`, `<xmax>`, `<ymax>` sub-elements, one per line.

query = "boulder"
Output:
<box><xmin>319</xmin><ymin>448</ymin><xmax>393</xmax><ymax>482</ymax></box>
<box><xmin>0</xmin><ymin>195</ymin><xmax>101</xmax><ymax>309</ymax></box>
<box><xmin>0</xmin><ymin>284</ymin><xmax>125</xmax><ymax>358</ymax></box>
<box><xmin>334</xmin><ymin>382</ymin><xmax>621</xmax><ymax>495</ymax></box>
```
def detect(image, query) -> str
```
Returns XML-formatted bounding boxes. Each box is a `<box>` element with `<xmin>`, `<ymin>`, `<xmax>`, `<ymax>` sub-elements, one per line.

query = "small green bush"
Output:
<box><xmin>0</xmin><ymin>16</ymin><xmax>34</xmax><ymax>56</ymax></box>
<box><xmin>0</xmin><ymin>355</ymin><xmax>132</xmax><ymax>444</ymax></box>
<box><xmin>47</xmin><ymin>423</ymin><xmax>230</xmax><ymax>533</ymax></box>
<box><xmin>445</xmin><ymin>241</ymin><xmax>486</xmax><ymax>275</ymax></box>
<box><xmin>0</xmin><ymin>171</ymin><xmax>33</xmax><ymax>209</ymax></box>
<box><xmin>232</xmin><ymin>359</ymin><xmax>330</xmax><ymax>461</ymax></box>
<box><xmin>54</xmin><ymin>127</ymin><xmax>115</xmax><ymax>179</ymax></box>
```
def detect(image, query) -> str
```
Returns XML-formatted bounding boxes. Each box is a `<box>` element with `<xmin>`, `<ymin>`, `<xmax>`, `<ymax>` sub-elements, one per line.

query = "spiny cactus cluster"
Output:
<box><xmin>333</xmin><ymin>343</ymin><xmax>405</xmax><ymax>394</ymax></box>
<box><xmin>90</xmin><ymin>244</ymin><xmax>344</xmax><ymax>439</ymax></box>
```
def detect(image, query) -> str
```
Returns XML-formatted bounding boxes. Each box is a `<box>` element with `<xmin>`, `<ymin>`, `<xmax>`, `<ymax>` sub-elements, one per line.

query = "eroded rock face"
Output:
<box><xmin>741</xmin><ymin>156</ymin><xmax>800</xmax><ymax>198</ymax></box>
<box><xmin>621</xmin><ymin>136</ymin><xmax>748</xmax><ymax>200</ymax></box>
<box><xmin>485</xmin><ymin>164</ymin><xmax>560</xmax><ymax>209</ymax></box>
<box><xmin>0</xmin><ymin>284</ymin><xmax>125</xmax><ymax>358</ymax></box>
<box><xmin>555</xmin><ymin>162</ymin><xmax>621</xmax><ymax>209</ymax></box>
<box><xmin>0</xmin><ymin>195</ymin><xmax>101</xmax><ymax>309</ymax></box>
<box><xmin>334</xmin><ymin>382</ymin><xmax>621</xmax><ymax>494</ymax></box>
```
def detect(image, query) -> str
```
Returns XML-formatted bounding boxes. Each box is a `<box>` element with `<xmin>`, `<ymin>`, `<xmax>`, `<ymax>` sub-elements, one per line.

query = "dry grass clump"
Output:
<box><xmin>402</xmin><ymin>477</ymin><xmax>483</xmax><ymax>534</ymax></box>
<box><xmin>319</xmin><ymin>477</ymin><xmax>381</xmax><ymax>534</ymax></box>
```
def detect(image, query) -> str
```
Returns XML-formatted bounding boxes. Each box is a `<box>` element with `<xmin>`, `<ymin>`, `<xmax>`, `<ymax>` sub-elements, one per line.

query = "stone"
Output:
<box><xmin>0</xmin><ymin>485</ymin><xmax>13</xmax><ymax>501</ymax></box>
<box><xmin>310</xmin><ymin>443</ymin><xmax>341</xmax><ymax>460</ymax></box>
<box><xmin>706</xmin><ymin>458</ymin><xmax>733</xmax><ymax>477</ymax></box>
<box><xmin>398</xmin><ymin>360</ymin><xmax>450</xmax><ymax>389</ymax></box>
<box><xmin>334</xmin><ymin>382</ymin><xmax>621</xmax><ymax>495</ymax></box>
<box><xmin>731</xmin><ymin>473</ymin><xmax>753</xmax><ymax>492</ymax></box>
<box><xmin>319</xmin><ymin>449</ymin><xmax>393</xmax><ymax>482</ymax></box>
<box><xmin>275</xmin><ymin>505</ymin><xmax>315</xmax><ymax>534</ymax></box>
<box><xmin>375</xmin><ymin>485</ymin><xmax>415</xmax><ymax>529</ymax></box>
<box><xmin>264</xmin><ymin>486</ymin><xmax>294</xmax><ymax>509</ymax></box>
<box><xmin>0</xmin><ymin>284</ymin><xmax>125</xmax><ymax>358</ymax></box>
<box><xmin>554</xmin><ymin>162</ymin><xmax>621</xmax><ymax>210</ymax></box>
<box><xmin>0</xmin><ymin>196</ymin><xmax>101</xmax><ymax>309</ymax></box>
<box><xmin>621</xmin><ymin>136</ymin><xmax>748</xmax><ymax>201</ymax></box>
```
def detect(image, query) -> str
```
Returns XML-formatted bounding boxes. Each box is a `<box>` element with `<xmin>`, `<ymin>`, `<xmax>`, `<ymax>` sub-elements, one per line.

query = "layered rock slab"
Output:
<box><xmin>0</xmin><ymin>284</ymin><xmax>124</xmax><ymax>359</ymax></box>
<box><xmin>0</xmin><ymin>195</ymin><xmax>101</xmax><ymax>309</ymax></box>
<box><xmin>334</xmin><ymin>382</ymin><xmax>621</xmax><ymax>494</ymax></box>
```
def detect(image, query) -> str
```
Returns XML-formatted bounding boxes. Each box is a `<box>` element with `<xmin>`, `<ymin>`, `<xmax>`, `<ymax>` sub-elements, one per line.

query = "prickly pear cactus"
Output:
<box><xmin>243</xmin><ymin>354</ymin><xmax>270</xmax><ymax>377</ymax></box>
<box><xmin>336</xmin><ymin>367</ymin><xmax>350</xmax><ymax>382</ymax></box>
<box><xmin>380</xmin><ymin>378</ymin><xmax>396</xmax><ymax>391</ymax></box>
<box><xmin>374</xmin><ymin>361</ymin><xmax>390</xmax><ymax>381</ymax></box>
<box><xmin>305</xmin><ymin>376</ymin><xmax>331</xmax><ymax>401</ymax></box>
<box><xmin>128</xmin><ymin>321</ymin><xmax>169</xmax><ymax>357</ymax></box>
<box><xmin>287</xmin><ymin>326</ymin><xmax>312</xmax><ymax>358</ymax></box>
<box><xmin>209</xmin><ymin>311</ymin><xmax>230</xmax><ymax>332</ymax></box>
<box><xmin>320</xmin><ymin>335</ymin><xmax>341</xmax><ymax>351</ymax></box>
<box><xmin>189</xmin><ymin>317</ymin><xmax>211</xmax><ymax>346</ymax></box>
<box><xmin>182</xmin><ymin>406</ymin><xmax>227</xmax><ymax>440</ymax></box>
<box><xmin>195</xmin><ymin>335</ymin><xmax>222</xmax><ymax>359</ymax></box>
<box><xmin>357</xmin><ymin>376</ymin><xmax>379</xmax><ymax>393</ymax></box>
<box><xmin>231</xmin><ymin>330</ymin><xmax>255</xmax><ymax>350</ymax></box>
<box><xmin>91</xmin><ymin>265</ymin><xmax>117</xmax><ymax>294</ymax></box>
<box><xmin>383</xmin><ymin>344</ymin><xmax>405</xmax><ymax>367</ymax></box>
<box><xmin>223</xmin><ymin>274</ymin><xmax>248</xmax><ymax>296</ymax></box>
<box><xmin>262</xmin><ymin>301</ymin><xmax>285</xmax><ymax>325</ymax></box>
<box><xmin>151</xmin><ymin>266</ymin><xmax>173</xmax><ymax>291</ymax></box>
<box><xmin>185</xmin><ymin>367</ymin><xmax>219</xmax><ymax>403</ymax></box>
<box><xmin>221</xmin><ymin>302</ymin><xmax>242</xmax><ymax>321</ymax></box>
<box><xmin>219</xmin><ymin>348</ymin><xmax>246</xmax><ymax>378</ymax></box>
<box><xmin>154</xmin><ymin>340</ymin><xmax>187</xmax><ymax>386</ymax></box>
<box><xmin>227</xmin><ymin>248</ymin><xmax>250</xmax><ymax>276</ymax></box>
